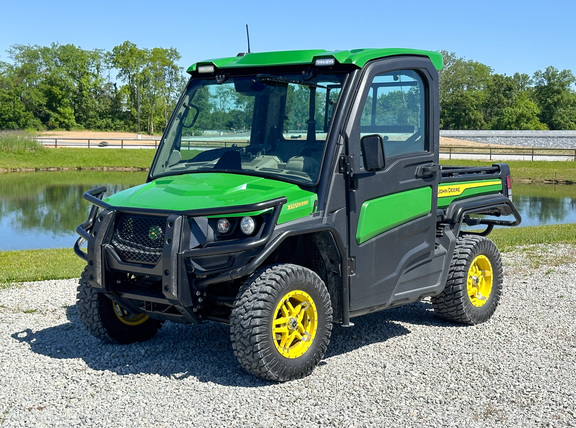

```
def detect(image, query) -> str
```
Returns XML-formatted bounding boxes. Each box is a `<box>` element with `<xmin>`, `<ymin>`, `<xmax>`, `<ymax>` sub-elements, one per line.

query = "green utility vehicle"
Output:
<box><xmin>75</xmin><ymin>48</ymin><xmax>521</xmax><ymax>381</ymax></box>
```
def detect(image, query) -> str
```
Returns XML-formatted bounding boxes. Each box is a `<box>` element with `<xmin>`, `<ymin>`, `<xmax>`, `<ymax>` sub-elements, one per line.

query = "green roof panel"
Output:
<box><xmin>187</xmin><ymin>48</ymin><xmax>443</xmax><ymax>74</ymax></box>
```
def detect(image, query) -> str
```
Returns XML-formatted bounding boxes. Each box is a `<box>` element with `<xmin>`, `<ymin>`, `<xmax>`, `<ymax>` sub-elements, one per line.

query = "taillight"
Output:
<box><xmin>506</xmin><ymin>175</ymin><xmax>513</xmax><ymax>200</ymax></box>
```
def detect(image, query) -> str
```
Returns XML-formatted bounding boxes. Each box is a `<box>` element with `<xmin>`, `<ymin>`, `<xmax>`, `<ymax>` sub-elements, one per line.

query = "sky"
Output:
<box><xmin>1</xmin><ymin>0</ymin><xmax>575</xmax><ymax>77</ymax></box>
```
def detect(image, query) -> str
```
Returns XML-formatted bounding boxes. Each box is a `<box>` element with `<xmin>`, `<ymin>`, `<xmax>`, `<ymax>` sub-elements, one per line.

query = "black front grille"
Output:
<box><xmin>111</xmin><ymin>214</ymin><xmax>166</xmax><ymax>265</ymax></box>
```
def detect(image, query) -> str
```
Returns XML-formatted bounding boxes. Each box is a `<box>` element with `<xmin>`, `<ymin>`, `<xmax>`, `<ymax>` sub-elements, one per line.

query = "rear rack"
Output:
<box><xmin>440</xmin><ymin>164</ymin><xmax>502</xmax><ymax>180</ymax></box>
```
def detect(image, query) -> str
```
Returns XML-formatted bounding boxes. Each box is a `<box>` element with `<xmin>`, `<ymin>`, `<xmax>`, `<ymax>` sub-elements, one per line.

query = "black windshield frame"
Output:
<box><xmin>148</xmin><ymin>69</ymin><xmax>350</xmax><ymax>187</ymax></box>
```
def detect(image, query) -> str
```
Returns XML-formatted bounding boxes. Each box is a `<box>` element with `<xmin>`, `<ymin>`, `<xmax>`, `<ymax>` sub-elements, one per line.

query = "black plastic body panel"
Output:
<box><xmin>342</xmin><ymin>56</ymin><xmax>444</xmax><ymax>313</ymax></box>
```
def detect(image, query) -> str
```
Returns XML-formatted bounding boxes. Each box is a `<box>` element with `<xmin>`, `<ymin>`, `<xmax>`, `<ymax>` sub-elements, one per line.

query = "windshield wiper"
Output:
<box><xmin>256</xmin><ymin>74</ymin><xmax>328</xmax><ymax>89</ymax></box>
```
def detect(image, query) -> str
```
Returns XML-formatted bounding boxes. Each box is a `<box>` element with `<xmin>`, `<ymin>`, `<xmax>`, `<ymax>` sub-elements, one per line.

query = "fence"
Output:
<box><xmin>37</xmin><ymin>137</ymin><xmax>576</xmax><ymax>161</ymax></box>
<box><xmin>36</xmin><ymin>137</ymin><xmax>249</xmax><ymax>150</ymax></box>
<box><xmin>440</xmin><ymin>146</ymin><xmax>576</xmax><ymax>161</ymax></box>
<box><xmin>37</xmin><ymin>137</ymin><xmax>161</xmax><ymax>149</ymax></box>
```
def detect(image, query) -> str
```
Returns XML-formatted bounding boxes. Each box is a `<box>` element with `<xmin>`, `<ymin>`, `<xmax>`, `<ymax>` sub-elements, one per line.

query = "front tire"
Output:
<box><xmin>432</xmin><ymin>235</ymin><xmax>503</xmax><ymax>325</ymax></box>
<box><xmin>76</xmin><ymin>268</ymin><xmax>163</xmax><ymax>344</ymax></box>
<box><xmin>230</xmin><ymin>264</ymin><xmax>333</xmax><ymax>382</ymax></box>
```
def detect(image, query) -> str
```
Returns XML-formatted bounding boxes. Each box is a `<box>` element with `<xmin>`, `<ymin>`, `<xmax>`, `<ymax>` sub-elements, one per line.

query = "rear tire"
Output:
<box><xmin>432</xmin><ymin>235</ymin><xmax>503</xmax><ymax>325</ymax></box>
<box><xmin>230</xmin><ymin>264</ymin><xmax>333</xmax><ymax>382</ymax></box>
<box><xmin>76</xmin><ymin>268</ymin><xmax>163</xmax><ymax>344</ymax></box>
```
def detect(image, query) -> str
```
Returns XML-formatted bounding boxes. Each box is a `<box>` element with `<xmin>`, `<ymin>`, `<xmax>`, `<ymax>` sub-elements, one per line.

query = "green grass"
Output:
<box><xmin>1</xmin><ymin>138</ymin><xmax>575</xmax><ymax>287</ymax></box>
<box><xmin>1</xmin><ymin>224</ymin><xmax>575</xmax><ymax>289</ymax></box>
<box><xmin>506</xmin><ymin>160</ymin><xmax>576</xmax><ymax>183</ymax></box>
<box><xmin>0</xmin><ymin>131</ymin><xmax>45</xmax><ymax>154</ymax></box>
<box><xmin>0</xmin><ymin>132</ymin><xmax>154</xmax><ymax>171</ymax></box>
<box><xmin>490</xmin><ymin>224</ymin><xmax>576</xmax><ymax>269</ymax></box>
<box><xmin>491</xmin><ymin>224</ymin><xmax>576</xmax><ymax>268</ymax></box>
<box><xmin>0</xmin><ymin>248</ymin><xmax>85</xmax><ymax>288</ymax></box>
<box><xmin>490</xmin><ymin>223</ymin><xmax>576</xmax><ymax>250</ymax></box>
<box><xmin>0</xmin><ymin>147</ymin><xmax>154</xmax><ymax>171</ymax></box>
<box><xmin>1</xmin><ymin>151</ymin><xmax>574</xmax><ymax>183</ymax></box>
<box><xmin>0</xmin><ymin>133</ymin><xmax>573</xmax><ymax>182</ymax></box>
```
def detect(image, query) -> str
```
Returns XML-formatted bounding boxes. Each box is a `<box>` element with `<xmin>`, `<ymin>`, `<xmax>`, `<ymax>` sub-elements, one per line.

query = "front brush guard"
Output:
<box><xmin>74</xmin><ymin>186</ymin><xmax>287</xmax><ymax>320</ymax></box>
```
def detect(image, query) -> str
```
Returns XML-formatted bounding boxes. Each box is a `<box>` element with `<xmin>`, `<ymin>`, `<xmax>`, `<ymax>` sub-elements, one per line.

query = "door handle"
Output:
<box><xmin>415</xmin><ymin>164</ymin><xmax>440</xmax><ymax>178</ymax></box>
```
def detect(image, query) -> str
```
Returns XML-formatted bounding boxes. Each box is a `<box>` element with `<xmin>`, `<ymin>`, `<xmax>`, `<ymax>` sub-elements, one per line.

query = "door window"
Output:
<box><xmin>360</xmin><ymin>70</ymin><xmax>427</xmax><ymax>158</ymax></box>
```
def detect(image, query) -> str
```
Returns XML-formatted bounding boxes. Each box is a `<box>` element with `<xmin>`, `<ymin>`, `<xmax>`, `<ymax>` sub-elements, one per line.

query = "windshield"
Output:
<box><xmin>150</xmin><ymin>72</ymin><xmax>346</xmax><ymax>185</ymax></box>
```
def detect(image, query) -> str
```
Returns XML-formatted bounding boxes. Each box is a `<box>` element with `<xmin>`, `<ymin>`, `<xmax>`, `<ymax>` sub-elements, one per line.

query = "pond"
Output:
<box><xmin>511</xmin><ymin>183</ymin><xmax>576</xmax><ymax>227</ymax></box>
<box><xmin>0</xmin><ymin>171</ymin><xmax>147</xmax><ymax>251</ymax></box>
<box><xmin>1</xmin><ymin>172</ymin><xmax>575</xmax><ymax>250</ymax></box>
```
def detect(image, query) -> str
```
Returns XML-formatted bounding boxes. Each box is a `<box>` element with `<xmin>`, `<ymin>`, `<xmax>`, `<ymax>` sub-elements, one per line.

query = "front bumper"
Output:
<box><xmin>74</xmin><ymin>186</ymin><xmax>286</xmax><ymax>322</ymax></box>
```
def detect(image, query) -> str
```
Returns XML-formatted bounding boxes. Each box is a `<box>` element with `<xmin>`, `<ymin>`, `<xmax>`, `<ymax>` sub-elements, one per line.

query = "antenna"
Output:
<box><xmin>245</xmin><ymin>24</ymin><xmax>251</xmax><ymax>54</ymax></box>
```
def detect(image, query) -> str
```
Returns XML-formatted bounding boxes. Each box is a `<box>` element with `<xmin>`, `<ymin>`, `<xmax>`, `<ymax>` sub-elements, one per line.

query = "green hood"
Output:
<box><xmin>104</xmin><ymin>173</ymin><xmax>317</xmax><ymax>224</ymax></box>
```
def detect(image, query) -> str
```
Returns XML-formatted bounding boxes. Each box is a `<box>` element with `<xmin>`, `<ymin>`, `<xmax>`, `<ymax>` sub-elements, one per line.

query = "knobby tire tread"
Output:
<box><xmin>432</xmin><ymin>235</ymin><xmax>503</xmax><ymax>325</ymax></box>
<box><xmin>76</xmin><ymin>268</ymin><xmax>118</xmax><ymax>343</ymax></box>
<box><xmin>76</xmin><ymin>267</ymin><xmax>163</xmax><ymax>344</ymax></box>
<box><xmin>230</xmin><ymin>264</ymin><xmax>333</xmax><ymax>382</ymax></box>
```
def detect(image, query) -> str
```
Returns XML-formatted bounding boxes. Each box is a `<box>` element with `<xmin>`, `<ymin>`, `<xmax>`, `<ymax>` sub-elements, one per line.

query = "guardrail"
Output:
<box><xmin>440</xmin><ymin>146</ymin><xmax>576</xmax><ymax>161</ymax></box>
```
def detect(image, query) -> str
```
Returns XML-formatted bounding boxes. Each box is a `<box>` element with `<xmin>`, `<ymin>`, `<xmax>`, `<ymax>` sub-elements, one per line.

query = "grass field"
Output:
<box><xmin>2</xmin><ymin>132</ymin><xmax>576</xmax><ymax>182</ymax></box>
<box><xmin>0</xmin><ymin>147</ymin><xmax>154</xmax><ymax>171</ymax></box>
<box><xmin>2</xmin><ymin>132</ymin><xmax>575</xmax><ymax>287</ymax></box>
<box><xmin>1</xmin><ymin>148</ymin><xmax>576</xmax><ymax>183</ymax></box>
<box><xmin>2</xmin><ymin>224</ymin><xmax>575</xmax><ymax>288</ymax></box>
<box><xmin>0</xmin><ymin>248</ymin><xmax>85</xmax><ymax>287</ymax></box>
<box><xmin>0</xmin><ymin>131</ymin><xmax>154</xmax><ymax>170</ymax></box>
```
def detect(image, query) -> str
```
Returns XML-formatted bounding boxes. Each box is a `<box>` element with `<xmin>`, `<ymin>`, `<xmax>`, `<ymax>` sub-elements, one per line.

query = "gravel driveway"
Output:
<box><xmin>1</xmin><ymin>245</ymin><xmax>575</xmax><ymax>427</ymax></box>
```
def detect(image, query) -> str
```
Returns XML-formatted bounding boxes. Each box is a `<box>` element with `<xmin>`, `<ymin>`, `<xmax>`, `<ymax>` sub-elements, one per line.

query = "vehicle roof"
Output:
<box><xmin>187</xmin><ymin>48</ymin><xmax>443</xmax><ymax>74</ymax></box>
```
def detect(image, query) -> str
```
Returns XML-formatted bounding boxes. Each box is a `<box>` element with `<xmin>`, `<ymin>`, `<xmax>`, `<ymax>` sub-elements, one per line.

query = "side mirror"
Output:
<box><xmin>361</xmin><ymin>134</ymin><xmax>385</xmax><ymax>171</ymax></box>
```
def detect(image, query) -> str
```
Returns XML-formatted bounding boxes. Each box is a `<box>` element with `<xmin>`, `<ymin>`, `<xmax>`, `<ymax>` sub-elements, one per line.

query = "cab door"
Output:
<box><xmin>345</xmin><ymin>56</ymin><xmax>442</xmax><ymax>314</ymax></box>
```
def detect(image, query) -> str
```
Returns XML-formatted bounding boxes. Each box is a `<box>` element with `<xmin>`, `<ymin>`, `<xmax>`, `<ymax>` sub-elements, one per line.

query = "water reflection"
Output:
<box><xmin>0</xmin><ymin>171</ymin><xmax>146</xmax><ymax>250</ymax></box>
<box><xmin>1</xmin><ymin>173</ymin><xmax>575</xmax><ymax>250</ymax></box>
<box><xmin>512</xmin><ymin>183</ymin><xmax>576</xmax><ymax>227</ymax></box>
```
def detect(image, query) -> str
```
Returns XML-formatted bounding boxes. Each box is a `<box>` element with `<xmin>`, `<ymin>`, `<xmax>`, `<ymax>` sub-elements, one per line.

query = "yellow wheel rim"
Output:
<box><xmin>467</xmin><ymin>255</ymin><xmax>493</xmax><ymax>307</ymax></box>
<box><xmin>113</xmin><ymin>302</ymin><xmax>149</xmax><ymax>326</ymax></box>
<box><xmin>272</xmin><ymin>290</ymin><xmax>318</xmax><ymax>359</ymax></box>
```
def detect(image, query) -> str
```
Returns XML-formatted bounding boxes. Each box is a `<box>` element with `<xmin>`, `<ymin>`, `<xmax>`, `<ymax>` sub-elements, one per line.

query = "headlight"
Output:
<box><xmin>240</xmin><ymin>216</ymin><xmax>256</xmax><ymax>235</ymax></box>
<box><xmin>217</xmin><ymin>218</ymin><xmax>231</xmax><ymax>234</ymax></box>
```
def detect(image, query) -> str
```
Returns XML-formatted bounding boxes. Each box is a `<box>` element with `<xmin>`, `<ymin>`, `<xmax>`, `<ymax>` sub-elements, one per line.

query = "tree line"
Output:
<box><xmin>439</xmin><ymin>51</ymin><xmax>576</xmax><ymax>130</ymax></box>
<box><xmin>1</xmin><ymin>44</ymin><xmax>575</xmax><ymax>133</ymax></box>
<box><xmin>0</xmin><ymin>41</ymin><xmax>185</xmax><ymax>134</ymax></box>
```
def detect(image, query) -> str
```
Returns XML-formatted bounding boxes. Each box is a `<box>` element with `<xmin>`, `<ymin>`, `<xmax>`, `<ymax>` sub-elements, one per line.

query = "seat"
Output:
<box><xmin>285</xmin><ymin>155</ymin><xmax>319</xmax><ymax>179</ymax></box>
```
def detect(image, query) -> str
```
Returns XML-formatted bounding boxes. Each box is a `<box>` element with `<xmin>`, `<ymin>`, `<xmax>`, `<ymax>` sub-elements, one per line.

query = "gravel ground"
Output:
<box><xmin>1</xmin><ymin>245</ymin><xmax>575</xmax><ymax>427</ymax></box>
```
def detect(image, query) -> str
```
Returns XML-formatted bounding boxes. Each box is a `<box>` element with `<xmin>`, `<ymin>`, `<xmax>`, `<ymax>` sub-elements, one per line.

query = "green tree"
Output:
<box><xmin>0</xmin><ymin>66</ymin><xmax>39</xmax><ymax>129</ymax></box>
<box><xmin>483</xmin><ymin>73</ymin><xmax>546</xmax><ymax>130</ymax></box>
<box><xmin>438</xmin><ymin>51</ymin><xmax>493</xmax><ymax>129</ymax></box>
<box><xmin>5</xmin><ymin>44</ymin><xmax>50</xmax><ymax>126</ymax></box>
<box><xmin>533</xmin><ymin>66</ymin><xmax>576</xmax><ymax>130</ymax></box>
<box><xmin>147</xmin><ymin>47</ymin><xmax>185</xmax><ymax>129</ymax></box>
<box><xmin>498</xmin><ymin>92</ymin><xmax>547</xmax><ymax>130</ymax></box>
<box><xmin>0</xmin><ymin>42</ymin><xmax>185</xmax><ymax>132</ymax></box>
<box><xmin>111</xmin><ymin>42</ymin><xmax>185</xmax><ymax>134</ymax></box>
<box><xmin>286</xmin><ymin>85</ymin><xmax>310</xmax><ymax>132</ymax></box>
<box><xmin>4</xmin><ymin>43</ymin><xmax>119</xmax><ymax>130</ymax></box>
<box><xmin>110</xmin><ymin>41</ymin><xmax>147</xmax><ymax>131</ymax></box>
<box><xmin>441</xmin><ymin>91</ymin><xmax>486</xmax><ymax>130</ymax></box>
